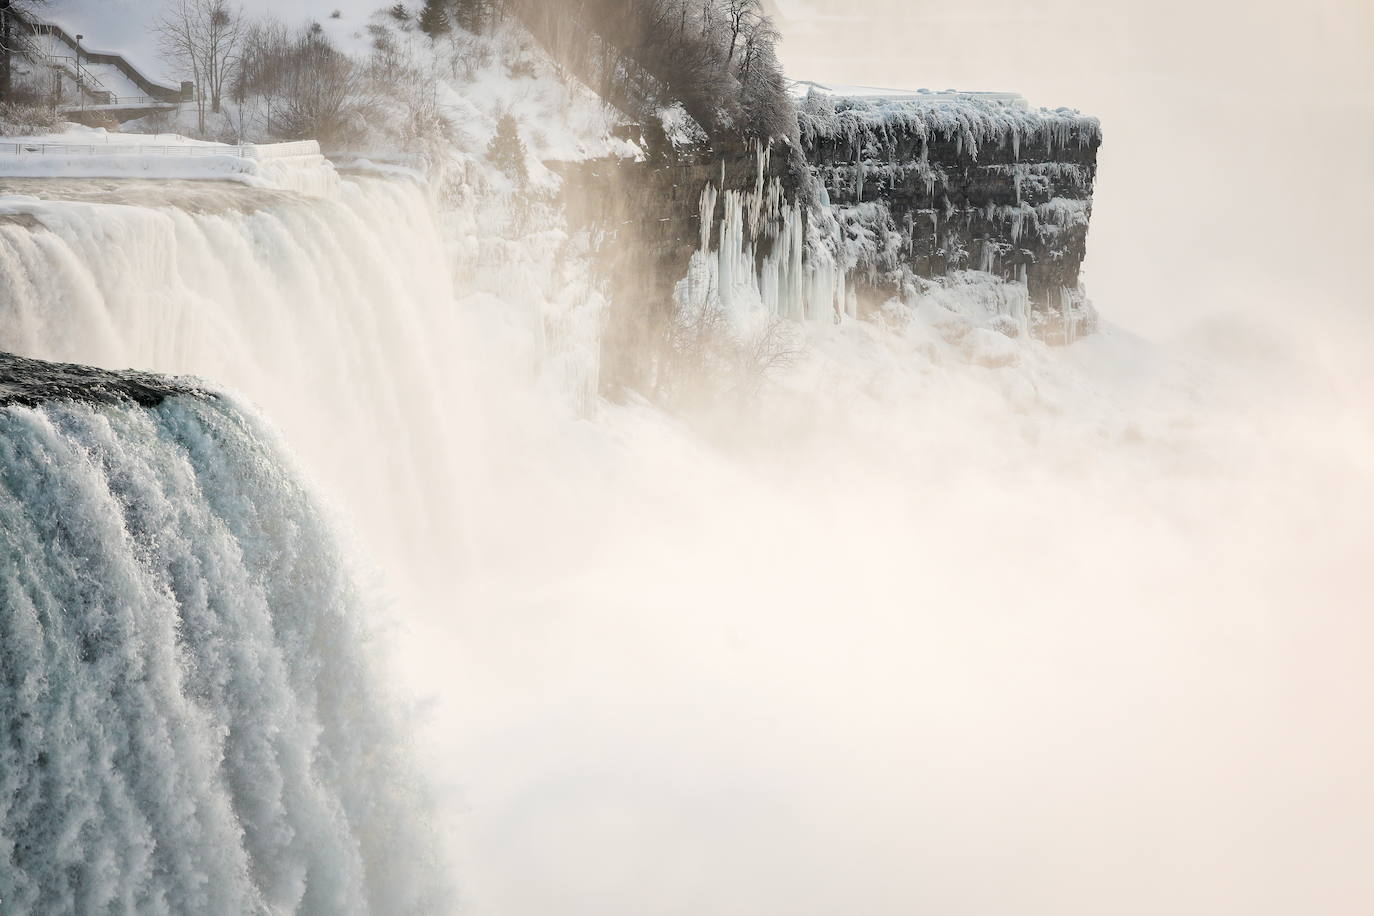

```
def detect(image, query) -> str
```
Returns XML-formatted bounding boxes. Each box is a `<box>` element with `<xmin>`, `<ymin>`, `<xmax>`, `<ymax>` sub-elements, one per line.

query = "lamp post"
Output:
<box><xmin>0</xmin><ymin>0</ymin><xmax>12</xmax><ymax>103</ymax></box>
<box><xmin>75</xmin><ymin>33</ymin><xmax>84</xmax><ymax>108</ymax></box>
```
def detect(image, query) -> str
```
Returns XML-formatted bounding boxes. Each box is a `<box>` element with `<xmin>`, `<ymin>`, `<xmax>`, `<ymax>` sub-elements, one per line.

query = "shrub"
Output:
<box><xmin>0</xmin><ymin>101</ymin><xmax>60</xmax><ymax>136</ymax></box>
<box><xmin>656</xmin><ymin>301</ymin><xmax>801</xmax><ymax>408</ymax></box>
<box><xmin>234</xmin><ymin>24</ymin><xmax>377</xmax><ymax>146</ymax></box>
<box><xmin>487</xmin><ymin>113</ymin><xmax>528</xmax><ymax>185</ymax></box>
<box><xmin>419</xmin><ymin>0</ymin><xmax>450</xmax><ymax>37</ymax></box>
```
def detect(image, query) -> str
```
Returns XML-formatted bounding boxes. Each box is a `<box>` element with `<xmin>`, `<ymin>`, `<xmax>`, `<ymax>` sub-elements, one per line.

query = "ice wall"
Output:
<box><xmin>0</xmin><ymin>354</ymin><xmax>442</xmax><ymax>914</ymax></box>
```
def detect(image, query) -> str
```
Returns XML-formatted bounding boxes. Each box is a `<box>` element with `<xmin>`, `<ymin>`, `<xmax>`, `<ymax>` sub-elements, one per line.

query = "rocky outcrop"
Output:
<box><xmin>797</xmin><ymin>91</ymin><xmax>1101</xmax><ymax>335</ymax></box>
<box><xmin>554</xmin><ymin>90</ymin><xmax>1101</xmax><ymax>393</ymax></box>
<box><xmin>0</xmin><ymin>352</ymin><xmax>203</xmax><ymax>408</ymax></box>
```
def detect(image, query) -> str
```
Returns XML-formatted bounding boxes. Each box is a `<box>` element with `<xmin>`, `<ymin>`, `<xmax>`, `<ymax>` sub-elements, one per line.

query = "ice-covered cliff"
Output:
<box><xmin>555</xmin><ymin>86</ymin><xmax>1101</xmax><ymax>394</ymax></box>
<box><xmin>797</xmin><ymin>89</ymin><xmax>1101</xmax><ymax>338</ymax></box>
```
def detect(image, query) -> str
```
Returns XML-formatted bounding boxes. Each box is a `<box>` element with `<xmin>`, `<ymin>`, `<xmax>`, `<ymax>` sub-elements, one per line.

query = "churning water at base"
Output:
<box><xmin>0</xmin><ymin>381</ymin><xmax>442</xmax><ymax>914</ymax></box>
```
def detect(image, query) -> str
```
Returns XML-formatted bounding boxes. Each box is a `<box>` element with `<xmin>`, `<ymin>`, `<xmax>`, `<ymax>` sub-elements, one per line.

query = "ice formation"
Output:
<box><xmin>672</xmin><ymin>113</ymin><xmax>1094</xmax><ymax>345</ymax></box>
<box><xmin>677</xmin><ymin>147</ymin><xmax>850</xmax><ymax>327</ymax></box>
<box><xmin>798</xmin><ymin>92</ymin><xmax>1101</xmax><ymax>163</ymax></box>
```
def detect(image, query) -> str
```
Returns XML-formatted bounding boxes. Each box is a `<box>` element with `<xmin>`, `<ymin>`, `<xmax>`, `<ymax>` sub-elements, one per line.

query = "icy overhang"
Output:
<box><xmin>788</xmin><ymin>80</ymin><xmax>1030</xmax><ymax>109</ymax></box>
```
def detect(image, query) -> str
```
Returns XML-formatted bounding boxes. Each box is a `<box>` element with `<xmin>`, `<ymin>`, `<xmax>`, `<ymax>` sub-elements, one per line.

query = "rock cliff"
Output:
<box><xmin>555</xmin><ymin>88</ymin><xmax>1101</xmax><ymax>393</ymax></box>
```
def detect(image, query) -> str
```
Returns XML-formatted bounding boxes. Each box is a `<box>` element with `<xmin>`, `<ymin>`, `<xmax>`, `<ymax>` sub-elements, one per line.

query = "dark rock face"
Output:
<box><xmin>797</xmin><ymin>94</ymin><xmax>1101</xmax><ymax>331</ymax></box>
<box><xmin>0</xmin><ymin>352</ymin><xmax>204</xmax><ymax>408</ymax></box>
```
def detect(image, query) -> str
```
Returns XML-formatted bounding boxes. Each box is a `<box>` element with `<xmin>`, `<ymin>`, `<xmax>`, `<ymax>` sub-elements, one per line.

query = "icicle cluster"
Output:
<box><xmin>799</xmin><ymin>93</ymin><xmax>1102</xmax><ymax>164</ymax></box>
<box><xmin>678</xmin><ymin>143</ymin><xmax>851</xmax><ymax>325</ymax></box>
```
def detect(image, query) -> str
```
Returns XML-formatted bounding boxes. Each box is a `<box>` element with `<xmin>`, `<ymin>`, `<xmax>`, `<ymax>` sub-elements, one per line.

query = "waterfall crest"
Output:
<box><xmin>0</xmin><ymin>175</ymin><xmax>474</xmax><ymax>584</ymax></box>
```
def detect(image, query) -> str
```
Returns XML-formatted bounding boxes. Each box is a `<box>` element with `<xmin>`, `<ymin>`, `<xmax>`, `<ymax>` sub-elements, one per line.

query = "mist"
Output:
<box><xmin>397</xmin><ymin>4</ymin><xmax>1374</xmax><ymax>915</ymax></box>
<box><xmin>394</xmin><ymin>4</ymin><xmax>1374</xmax><ymax>910</ymax></box>
<box><xmin>3</xmin><ymin>1</ymin><xmax>1371</xmax><ymax>912</ymax></box>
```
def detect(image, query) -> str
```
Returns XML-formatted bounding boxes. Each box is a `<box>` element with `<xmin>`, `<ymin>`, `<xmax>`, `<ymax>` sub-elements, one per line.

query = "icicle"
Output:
<box><xmin>698</xmin><ymin>182</ymin><xmax>717</xmax><ymax>252</ymax></box>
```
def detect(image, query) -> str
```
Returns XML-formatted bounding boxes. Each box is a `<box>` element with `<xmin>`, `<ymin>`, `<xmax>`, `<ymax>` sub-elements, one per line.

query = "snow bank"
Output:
<box><xmin>0</xmin><ymin>129</ymin><xmax>338</xmax><ymax>194</ymax></box>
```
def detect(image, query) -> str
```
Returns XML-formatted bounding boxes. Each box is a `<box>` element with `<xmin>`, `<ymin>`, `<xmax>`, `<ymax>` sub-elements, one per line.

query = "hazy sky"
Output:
<box><xmin>772</xmin><ymin>0</ymin><xmax>1374</xmax><ymax>339</ymax></box>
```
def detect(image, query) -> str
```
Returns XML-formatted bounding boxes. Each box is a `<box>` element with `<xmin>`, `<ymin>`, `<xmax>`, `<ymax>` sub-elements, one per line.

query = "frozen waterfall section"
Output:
<box><xmin>559</xmin><ymin>87</ymin><xmax>1100</xmax><ymax>350</ymax></box>
<box><xmin>0</xmin><ymin>354</ymin><xmax>443</xmax><ymax>914</ymax></box>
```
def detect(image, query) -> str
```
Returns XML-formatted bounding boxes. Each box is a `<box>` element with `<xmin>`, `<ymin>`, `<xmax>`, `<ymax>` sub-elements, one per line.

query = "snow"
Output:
<box><xmin>1</xmin><ymin>124</ymin><xmax>224</xmax><ymax>147</ymax></box>
<box><xmin>790</xmin><ymin>79</ymin><xmax>1030</xmax><ymax>108</ymax></box>
<box><xmin>799</xmin><ymin>89</ymin><xmax>1101</xmax><ymax>162</ymax></box>
<box><xmin>0</xmin><ymin>128</ymin><xmax>337</xmax><ymax>193</ymax></box>
<box><xmin>659</xmin><ymin>103</ymin><xmax>709</xmax><ymax>149</ymax></box>
<box><xmin>19</xmin><ymin>27</ymin><xmax>165</xmax><ymax>98</ymax></box>
<box><xmin>41</xmin><ymin>0</ymin><xmax>389</xmax><ymax>84</ymax></box>
<box><xmin>424</xmin><ymin>21</ymin><xmax>637</xmax><ymax>174</ymax></box>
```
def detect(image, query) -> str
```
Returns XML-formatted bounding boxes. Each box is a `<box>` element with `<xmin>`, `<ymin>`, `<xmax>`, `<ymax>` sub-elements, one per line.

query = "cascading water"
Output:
<box><xmin>0</xmin><ymin>354</ymin><xmax>443</xmax><ymax>914</ymax></box>
<box><xmin>0</xmin><ymin>175</ymin><xmax>477</xmax><ymax>590</ymax></box>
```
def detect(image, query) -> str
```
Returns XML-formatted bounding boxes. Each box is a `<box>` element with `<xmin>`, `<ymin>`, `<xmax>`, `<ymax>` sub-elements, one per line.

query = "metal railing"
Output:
<box><xmin>57</xmin><ymin>96</ymin><xmax>178</xmax><ymax>110</ymax></box>
<box><xmin>0</xmin><ymin>139</ymin><xmax>323</xmax><ymax>159</ymax></box>
<box><xmin>20</xmin><ymin>19</ymin><xmax>185</xmax><ymax>100</ymax></box>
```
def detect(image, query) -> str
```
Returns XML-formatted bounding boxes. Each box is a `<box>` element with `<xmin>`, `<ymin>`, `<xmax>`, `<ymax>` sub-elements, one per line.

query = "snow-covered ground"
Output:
<box><xmin>19</xmin><ymin>26</ymin><xmax>166</xmax><ymax>97</ymax></box>
<box><xmin>789</xmin><ymin>79</ymin><xmax>1030</xmax><ymax>106</ymax></box>
<box><xmin>2</xmin><ymin>125</ymin><xmax>225</xmax><ymax>147</ymax></box>
<box><xmin>40</xmin><ymin>0</ymin><xmax>386</xmax><ymax>85</ymax></box>
<box><xmin>0</xmin><ymin>126</ymin><xmax>337</xmax><ymax>193</ymax></box>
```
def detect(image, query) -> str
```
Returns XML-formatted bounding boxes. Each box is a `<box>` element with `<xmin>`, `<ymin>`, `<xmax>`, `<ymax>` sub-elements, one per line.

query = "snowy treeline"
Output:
<box><xmin>510</xmin><ymin>0</ymin><xmax>794</xmax><ymax>147</ymax></box>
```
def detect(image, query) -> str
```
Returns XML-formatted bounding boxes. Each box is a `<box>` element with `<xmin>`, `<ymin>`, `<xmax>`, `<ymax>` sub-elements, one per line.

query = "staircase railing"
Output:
<box><xmin>14</xmin><ymin>14</ymin><xmax>187</xmax><ymax>102</ymax></box>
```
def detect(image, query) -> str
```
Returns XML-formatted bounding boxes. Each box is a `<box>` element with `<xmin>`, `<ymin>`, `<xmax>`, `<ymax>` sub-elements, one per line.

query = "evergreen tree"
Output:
<box><xmin>454</xmin><ymin>0</ymin><xmax>487</xmax><ymax>34</ymax></box>
<box><xmin>418</xmin><ymin>0</ymin><xmax>450</xmax><ymax>37</ymax></box>
<box><xmin>487</xmin><ymin>113</ymin><xmax>528</xmax><ymax>186</ymax></box>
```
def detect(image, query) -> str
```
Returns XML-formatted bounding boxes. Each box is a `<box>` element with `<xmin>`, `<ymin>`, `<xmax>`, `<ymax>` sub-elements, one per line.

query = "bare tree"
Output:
<box><xmin>273</xmin><ymin>28</ymin><xmax>376</xmax><ymax>146</ymax></box>
<box><xmin>155</xmin><ymin>0</ymin><xmax>244</xmax><ymax>134</ymax></box>
<box><xmin>657</xmin><ymin>299</ymin><xmax>800</xmax><ymax>407</ymax></box>
<box><xmin>509</xmin><ymin>0</ymin><xmax>792</xmax><ymax>143</ymax></box>
<box><xmin>721</xmin><ymin>0</ymin><xmax>760</xmax><ymax>68</ymax></box>
<box><xmin>233</xmin><ymin>16</ymin><xmax>289</xmax><ymax>136</ymax></box>
<box><xmin>1</xmin><ymin>0</ymin><xmax>50</xmax><ymax>104</ymax></box>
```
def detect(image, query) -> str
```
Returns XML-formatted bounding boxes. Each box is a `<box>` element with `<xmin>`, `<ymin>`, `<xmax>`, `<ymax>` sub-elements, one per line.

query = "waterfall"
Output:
<box><xmin>0</xmin><ymin>176</ymin><xmax>476</xmax><ymax>588</ymax></box>
<box><xmin>0</xmin><ymin>357</ymin><xmax>444</xmax><ymax>914</ymax></box>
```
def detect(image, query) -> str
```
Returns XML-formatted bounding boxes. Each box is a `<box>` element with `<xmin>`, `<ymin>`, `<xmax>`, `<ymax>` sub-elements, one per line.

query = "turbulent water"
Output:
<box><xmin>0</xmin><ymin>358</ymin><xmax>441</xmax><ymax>913</ymax></box>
